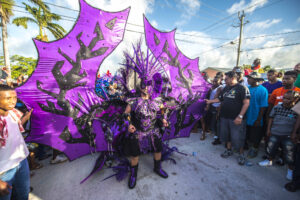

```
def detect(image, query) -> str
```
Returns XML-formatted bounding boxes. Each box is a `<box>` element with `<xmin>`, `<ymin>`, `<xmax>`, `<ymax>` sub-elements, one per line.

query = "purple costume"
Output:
<box><xmin>126</xmin><ymin>97</ymin><xmax>165</xmax><ymax>155</ymax></box>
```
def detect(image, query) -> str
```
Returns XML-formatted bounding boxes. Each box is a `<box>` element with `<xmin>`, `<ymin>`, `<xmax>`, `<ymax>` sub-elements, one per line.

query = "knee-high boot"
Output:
<box><xmin>153</xmin><ymin>159</ymin><xmax>168</xmax><ymax>178</ymax></box>
<box><xmin>128</xmin><ymin>164</ymin><xmax>138</xmax><ymax>189</ymax></box>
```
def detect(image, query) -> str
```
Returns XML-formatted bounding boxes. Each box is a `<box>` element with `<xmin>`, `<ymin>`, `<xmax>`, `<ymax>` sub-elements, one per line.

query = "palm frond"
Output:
<box><xmin>12</xmin><ymin>17</ymin><xmax>37</xmax><ymax>29</ymax></box>
<box><xmin>46</xmin><ymin>25</ymin><xmax>64</xmax><ymax>39</ymax></box>
<box><xmin>47</xmin><ymin>22</ymin><xmax>67</xmax><ymax>34</ymax></box>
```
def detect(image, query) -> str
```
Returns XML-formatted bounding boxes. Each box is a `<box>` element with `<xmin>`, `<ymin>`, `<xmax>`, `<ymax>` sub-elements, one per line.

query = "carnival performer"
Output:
<box><xmin>123</xmin><ymin>79</ymin><xmax>169</xmax><ymax>189</ymax></box>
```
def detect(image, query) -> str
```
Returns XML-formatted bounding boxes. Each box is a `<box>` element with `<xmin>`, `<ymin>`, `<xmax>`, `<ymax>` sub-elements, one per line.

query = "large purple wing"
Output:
<box><xmin>16</xmin><ymin>0</ymin><xmax>130</xmax><ymax>160</ymax></box>
<box><xmin>144</xmin><ymin>16</ymin><xmax>210</xmax><ymax>139</ymax></box>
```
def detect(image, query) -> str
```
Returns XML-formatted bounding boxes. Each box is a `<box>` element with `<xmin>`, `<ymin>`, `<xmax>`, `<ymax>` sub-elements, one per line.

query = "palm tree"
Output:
<box><xmin>0</xmin><ymin>0</ymin><xmax>15</xmax><ymax>78</ymax></box>
<box><xmin>12</xmin><ymin>0</ymin><xmax>66</xmax><ymax>42</ymax></box>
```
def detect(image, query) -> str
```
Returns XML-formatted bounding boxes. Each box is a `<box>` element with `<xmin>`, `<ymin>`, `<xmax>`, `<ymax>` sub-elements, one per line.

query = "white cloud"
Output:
<box><xmin>80</xmin><ymin>0</ymin><xmax>156</xmax><ymax>75</ymax></box>
<box><xmin>4</xmin><ymin>0</ymin><xmax>298</xmax><ymax>74</ymax></box>
<box><xmin>175</xmin><ymin>0</ymin><xmax>201</xmax><ymax>27</ymax></box>
<box><xmin>151</xmin><ymin>20</ymin><xmax>158</xmax><ymax>28</ymax></box>
<box><xmin>245</xmin><ymin>19</ymin><xmax>281</xmax><ymax>34</ymax></box>
<box><xmin>227</xmin><ymin>0</ymin><xmax>268</xmax><ymax>15</ymax></box>
<box><xmin>297</xmin><ymin>17</ymin><xmax>300</xmax><ymax>23</ymax></box>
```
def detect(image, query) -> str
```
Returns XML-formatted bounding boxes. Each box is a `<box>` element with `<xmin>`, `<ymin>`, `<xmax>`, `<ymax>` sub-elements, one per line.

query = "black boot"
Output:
<box><xmin>128</xmin><ymin>164</ymin><xmax>138</xmax><ymax>189</ymax></box>
<box><xmin>153</xmin><ymin>159</ymin><xmax>168</xmax><ymax>178</ymax></box>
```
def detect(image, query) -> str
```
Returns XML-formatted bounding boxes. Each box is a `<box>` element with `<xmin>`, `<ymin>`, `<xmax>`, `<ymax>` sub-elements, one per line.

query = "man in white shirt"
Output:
<box><xmin>0</xmin><ymin>84</ymin><xmax>32</xmax><ymax>200</ymax></box>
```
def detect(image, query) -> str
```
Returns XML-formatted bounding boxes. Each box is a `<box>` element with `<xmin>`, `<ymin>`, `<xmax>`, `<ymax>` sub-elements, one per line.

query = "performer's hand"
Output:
<box><xmin>0</xmin><ymin>180</ymin><xmax>12</xmax><ymax>196</ymax></box>
<box><xmin>128</xmin><ymin>124</ymin><xmax>136</xmax><ymax>133</ymax></box>
<box><xmin>162</xmin><ymin>119</ymin><xmax>168</xmax><ymax>127</ymax></box>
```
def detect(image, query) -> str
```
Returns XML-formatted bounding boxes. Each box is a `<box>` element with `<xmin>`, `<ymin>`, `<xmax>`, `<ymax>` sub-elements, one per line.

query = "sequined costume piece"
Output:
<box><xmin>127</xmin><ymin>97</ymin><xmax>163</xmax><ymax>154</ymax></box>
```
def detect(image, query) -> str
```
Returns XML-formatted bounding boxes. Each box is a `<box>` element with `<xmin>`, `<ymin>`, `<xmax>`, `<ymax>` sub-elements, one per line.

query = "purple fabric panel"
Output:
<box><xmin>143</xmin><ymin>16</ymin><xmax>210</xmax><ymax>100</ymax></box>
<box><xmin>16</xmin><ymin>0</ymin><xmax>130</xmax><ymax>160</ymax></box>
<box><xmin>144</xmin><ymin>16</ymin><xmax>209</xmax><ymax>139</ymax></box>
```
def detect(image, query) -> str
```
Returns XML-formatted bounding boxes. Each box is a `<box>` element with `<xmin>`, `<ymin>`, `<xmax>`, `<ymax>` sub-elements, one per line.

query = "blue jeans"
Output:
<box><xmin>267</xmin><ymin>135</ymin><xmax>295</xmax><ymax>165</ymax></box>
<box><xmin>0</xmin><ymin>159</ymin><xmax>30</xmax><ymax>200</ymax></box>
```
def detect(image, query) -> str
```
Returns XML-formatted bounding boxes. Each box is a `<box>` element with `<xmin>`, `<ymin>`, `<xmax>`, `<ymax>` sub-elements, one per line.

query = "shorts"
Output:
<box><xmin>220</xmin><ymin>117</ymin><xmax>246</xmax><ymax>150</ymax></box>
<box><xmin>123</xmin><ymin>134</ymin><xmax>163</xmax><ymax>157</ymax></box>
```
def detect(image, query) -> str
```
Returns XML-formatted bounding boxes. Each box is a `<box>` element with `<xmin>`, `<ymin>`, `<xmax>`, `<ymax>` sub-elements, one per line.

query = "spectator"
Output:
<box><xmin>294</xmin><ymin>63</ymin><xmax>300</xmax><ymax>88</ymax></box>
<box><xmin>268</xmin><ymin>71</ymin><xmax>300</xmax><ymax>114</ymax></box>
<box><xmin>259</xmin><ymin>91</ymin><xmax>299</xmax><ymax>181</ymax></box>
<box><xmin>233</xmin><ymin>66</ymin><xmax>248</xmax><ymax>87</ymax></box>
<box><xmin>262</xmin><ymin>69</ymin><xmax>282</xmax><ymax>95</ymax></box>
<box><xmin>0</xmin><ymin>84</ymin><xmax>33</xmax><ymax>199</ymax></box>
<box><xmin>261</xmin><ymin>69</ymin><xmax>283</xmax><ymax>151</ymax></box>
<box><xmin>216</xmin><ymin>72</ymin><xmax>225</xmax><ymax>85</ymax></box>
<box><xmin>285</xmin><ymin>100</ymin><xmax>300</xmax><ymax>192</ymax></box>
<box><xmin>202</xmin><ymin>71</ymin><xmax>211</xmax><ymax>84</ymax></box>
<box><xmin>206</xmin><ymin>71</ymin><xmax>250</xmax><ymax>165</ymax></box>
<box><xmin>245</xmin><ymin>72</ymin><xmax>269</xmax><ymax>158</ymax></box>
<box><xmin>205</xmin><ymin>76</ymin><xmax>222</xmax><ymax>145</ymax></box>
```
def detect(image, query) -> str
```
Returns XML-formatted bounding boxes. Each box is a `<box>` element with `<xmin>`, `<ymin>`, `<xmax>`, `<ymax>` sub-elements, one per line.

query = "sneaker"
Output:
<box><xmin>221</xmin><ymin>149</ymin><xmax>233</xmax><ymax>158</ymax></box>
<box><xmin>238</xmin><ymin>154</ymin><xmax>246</xmax><ymax>165</ymax></box>
<box><xmin>286</xmin><ymin>169</ymin><xmax>293</xmax><ymax>181</ymax></box>
<box><xmin>258</xmin><ymin>159</ymin><xmax>273</xmax><ymax>167</ymax></box>
<box><xmin>247</xmin><ymin>147</ymin><xmax>258</xmax><ymax>159</ymax></box>
<box><xmin>212</xmin><ymin>138</ymin><xmax>221</xmax><ymax>145</ymax></box>
<box><xmin>50</xmin><ymin>155</ymin><xmax>68</xmax><ymax>164</ymax></box>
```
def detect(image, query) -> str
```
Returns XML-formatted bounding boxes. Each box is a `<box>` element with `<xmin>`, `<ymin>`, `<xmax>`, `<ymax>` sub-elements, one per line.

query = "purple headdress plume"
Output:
<box><xmin>122</xmin><ymin>40</ymin><xmax>166</xmax><ymax>91</ymax></box>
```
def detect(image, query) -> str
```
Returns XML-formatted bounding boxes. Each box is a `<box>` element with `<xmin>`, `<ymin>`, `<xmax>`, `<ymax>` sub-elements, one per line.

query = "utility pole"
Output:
<box><xmin>235</xmin><ymin>11</ymin><xmax>248</xmax><ymax>68</ymax></box>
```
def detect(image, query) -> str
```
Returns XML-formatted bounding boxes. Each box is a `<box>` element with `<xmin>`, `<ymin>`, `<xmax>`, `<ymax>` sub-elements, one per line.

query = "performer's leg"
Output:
<box><xmin>130</xmin><ymin>156</ymin><xmax>139</xmax><ymax>166</ymax></box>
<box><xmin>154</xmin><ymin>152</ymin><xmax>161</xmax><ymax>161</ymax></box>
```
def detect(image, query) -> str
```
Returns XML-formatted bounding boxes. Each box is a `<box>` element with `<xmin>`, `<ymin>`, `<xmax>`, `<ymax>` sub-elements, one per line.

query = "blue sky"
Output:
<box><xmin>1</xmin><ymin>0</ymin><xmax>300</xmax><ymax>73</ymax></box>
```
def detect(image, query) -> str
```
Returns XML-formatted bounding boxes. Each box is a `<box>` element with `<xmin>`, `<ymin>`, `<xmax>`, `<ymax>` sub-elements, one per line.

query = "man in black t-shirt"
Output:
<box><xmin>206</xmin><ymin>71</ymin><xmax>250</xmax><ymax>165</ymax></box>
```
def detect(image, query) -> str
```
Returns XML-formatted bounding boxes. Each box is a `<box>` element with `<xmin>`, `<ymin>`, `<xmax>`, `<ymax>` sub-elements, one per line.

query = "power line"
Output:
<box><xmin>9</xmin><ymin>4</ymin><xmax>233</xmax><ymax>41</ymax></box>
<box><xmin>126</xmin><ymin>22</ymin><xmax>232</xmax><ymax>40</ymax></box>
<box><xmin>195</xmin><ymin>0</ymin><xmax>283</xmax><ymax>34</ymax></box>
<box><xmin>243</xmin><ymin>30</ymin><xmax>300</xmax><ymax>40</ymax></box>
<box><xmin>199</xmin><ymin>1</ymin><xmax>228</xmax><ymax>15</ymax></box>
<box><xmin>197</xmin><ymin>40</ymin><xmax>237</xmax><ymax>55</ymax></box>
<box><xmin>6</xmin><ymin>0</ymin><xmax>296</xmax><ymax>47</ymax></box>
<box><xmin>10</xmin><ymin>9</ymin><xmax>211</xmax><ymax>45</ymax></box>
<box><xmin>43</xmin><ymin>1</ymin><xmax>78</xmax><ymax>12</ymax></box>
<box><xmin>241</xmin><ymin>42</ymin><xmax>300</xmax><ymax>52</ymax></box>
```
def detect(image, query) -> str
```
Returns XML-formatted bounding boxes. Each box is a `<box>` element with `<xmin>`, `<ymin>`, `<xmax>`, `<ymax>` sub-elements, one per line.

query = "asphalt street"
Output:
<box><xmin>29</xmin><ymin>131</ymin><xmax>300</xmax><ymax>200</ymax></box>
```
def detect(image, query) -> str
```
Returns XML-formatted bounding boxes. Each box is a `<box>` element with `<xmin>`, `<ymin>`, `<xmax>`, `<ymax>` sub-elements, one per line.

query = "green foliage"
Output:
<box><xmin>242</xmin><ymin>64</ymin><xmax>251</xmax><ymax>70</ymax></box>
<box><xmin>263</xmin><ymin>65</ymin><xmax>272</xmax><ymax>72</ymax></box>
<box><xmin>0</xmin><ymin>0</ymin><xmax>15</xmax><ymax>22</ymax></box>
<box><xmin>12</xmin><ymin>0</ymin><xmax>66</xmax><ymax>41</ymax></box>
<box><xmin>0</xmin><ymin>55</ymin><xmax>37</xmax><ymax>79</ymax></box>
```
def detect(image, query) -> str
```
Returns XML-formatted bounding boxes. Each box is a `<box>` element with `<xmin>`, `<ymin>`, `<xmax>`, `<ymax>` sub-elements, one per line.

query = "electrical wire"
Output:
<box><xmin>241</xmin><ymin>42</ymin><xmax>300</xmax><ymax>52</ymax></box>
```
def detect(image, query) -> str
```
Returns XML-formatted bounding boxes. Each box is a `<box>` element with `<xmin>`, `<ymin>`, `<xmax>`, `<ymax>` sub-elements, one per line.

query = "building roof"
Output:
<box><xmin>203</xmin><ymin>67</ymin><xmax>232</xmax><ymax>72</ymax></box>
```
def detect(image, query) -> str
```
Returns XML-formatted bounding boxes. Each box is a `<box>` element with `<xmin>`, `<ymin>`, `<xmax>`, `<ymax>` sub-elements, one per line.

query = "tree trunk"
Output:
<box><xmin>1</xmin><ymin>17</ymin><xmax>11</xmax><ymax>78</ymax></box>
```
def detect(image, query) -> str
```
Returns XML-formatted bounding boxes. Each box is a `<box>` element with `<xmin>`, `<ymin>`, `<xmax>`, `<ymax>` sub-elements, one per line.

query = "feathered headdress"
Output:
<box><xmin>122</xmin><ymin>40</ymin><xmax>166</xmax><ymax>91</ymax></box>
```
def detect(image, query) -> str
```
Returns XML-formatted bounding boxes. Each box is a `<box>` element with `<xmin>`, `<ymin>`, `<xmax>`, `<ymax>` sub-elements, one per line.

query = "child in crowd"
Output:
<box><xmin>259</xmin><ymin>91</ymin><xmax>299</xmax><ymax>180</ymax></box>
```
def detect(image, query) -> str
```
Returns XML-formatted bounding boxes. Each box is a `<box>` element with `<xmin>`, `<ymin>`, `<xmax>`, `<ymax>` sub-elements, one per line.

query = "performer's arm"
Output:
<box><xmin>160</xmin><ymin>104</ymin><xmax>169</xmax><ymax>127</ymax></box>
<box><xmin>124</xmin><ymin>104</ymin><xmax>136</xmax><ymax>133</ymax></box>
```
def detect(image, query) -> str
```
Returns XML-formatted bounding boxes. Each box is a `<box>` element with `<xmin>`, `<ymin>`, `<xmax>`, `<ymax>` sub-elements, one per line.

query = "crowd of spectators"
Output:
<box><xmin>204</xmin><ymin>63</ymin><xmax>300</xmax><ymax>192</ymax></box>
<box><xmin>1</xmin><ymin>63</ymin><xmax>300</xmax><ymax>199</ymax></box>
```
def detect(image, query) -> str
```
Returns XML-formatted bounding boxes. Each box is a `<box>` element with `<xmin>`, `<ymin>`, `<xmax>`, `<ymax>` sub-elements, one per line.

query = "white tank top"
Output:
<box><xmin>0</xmin><ymin>115</ymin><xmax>29</xmax><ymax>174</ymax></box>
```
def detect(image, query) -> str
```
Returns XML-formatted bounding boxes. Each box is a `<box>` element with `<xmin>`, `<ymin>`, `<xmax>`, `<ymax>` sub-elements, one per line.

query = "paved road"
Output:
<box><xmin>29</xmin><ymin>131</ymin><xmax>300</xmax><ymax>200</ymax></box>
